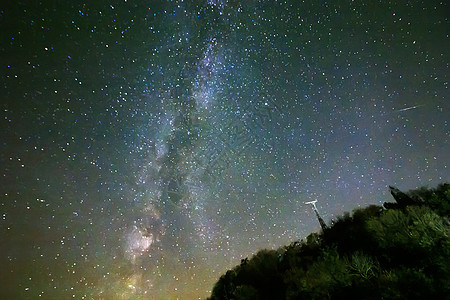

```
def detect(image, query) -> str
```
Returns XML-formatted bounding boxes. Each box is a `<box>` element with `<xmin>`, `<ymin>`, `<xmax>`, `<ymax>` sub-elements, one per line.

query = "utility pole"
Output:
<box><xmin>305</xmin><ymin>200</ymin><xmax>327</xmax><ymax>231</ymax></box>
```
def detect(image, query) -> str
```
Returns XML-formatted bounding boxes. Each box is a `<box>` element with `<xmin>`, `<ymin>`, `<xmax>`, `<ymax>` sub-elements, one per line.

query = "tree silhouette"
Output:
<box><xmin>208</xmin><ymin>183</ymin><xmax>450</xmax><ymax>299</ymax></box>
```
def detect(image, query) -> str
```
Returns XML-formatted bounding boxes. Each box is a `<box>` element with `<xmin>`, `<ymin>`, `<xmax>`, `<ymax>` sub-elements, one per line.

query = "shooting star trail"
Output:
<box><xmin>374</xmin><ymin>104</ymin><xmax>425</xmax><ymax>118</ymax></box>
<box><xmin>394</xmin><ymin>104</ymin><xmax>425</xmax><ymax>113</ymax></box>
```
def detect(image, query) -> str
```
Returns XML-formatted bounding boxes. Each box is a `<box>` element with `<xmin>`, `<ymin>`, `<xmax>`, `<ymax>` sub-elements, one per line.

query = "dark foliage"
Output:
<box><xmin>208</xmin><ymin>183</ymin><xmax>450</xmax><ymax>299</ymax></box>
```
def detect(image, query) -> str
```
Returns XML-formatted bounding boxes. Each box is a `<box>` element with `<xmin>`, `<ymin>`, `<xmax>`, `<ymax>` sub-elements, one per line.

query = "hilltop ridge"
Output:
<box><xmin>208</xmin><ymin>183</ymin><xmax>450</xmax><ymax>299</ymax></box>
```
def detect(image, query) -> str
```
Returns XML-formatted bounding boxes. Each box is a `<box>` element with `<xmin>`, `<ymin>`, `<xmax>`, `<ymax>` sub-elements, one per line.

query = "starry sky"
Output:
<box><xmin>0</xmin><ymin>0</ymin><xmax>448</xmax><ymax>298</ymax></box>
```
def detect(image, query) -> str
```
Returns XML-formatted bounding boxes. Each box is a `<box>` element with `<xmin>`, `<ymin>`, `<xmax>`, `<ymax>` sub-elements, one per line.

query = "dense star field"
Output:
<box><xmin>0</xmin><ymin>0</ymin><xmax>448</xmax><ymax>298</ymax></box>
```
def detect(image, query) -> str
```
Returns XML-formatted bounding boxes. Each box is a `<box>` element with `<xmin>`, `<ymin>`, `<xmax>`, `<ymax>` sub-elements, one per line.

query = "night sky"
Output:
<box><xmin>1</xmin><ymin>0</ymin><xmax>448</xmax><ymax>298</ymax></box>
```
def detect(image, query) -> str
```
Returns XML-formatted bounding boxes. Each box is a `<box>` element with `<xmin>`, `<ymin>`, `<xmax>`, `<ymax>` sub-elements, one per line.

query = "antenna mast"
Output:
<box><xmin>305</xmin><ymin>200</ymin><xmax>327</xmax><ymax>230</ymax></box>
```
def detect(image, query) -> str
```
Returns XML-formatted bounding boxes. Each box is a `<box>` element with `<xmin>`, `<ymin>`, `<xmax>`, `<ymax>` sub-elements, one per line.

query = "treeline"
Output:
<box><xmin>208</xmin><ymin>183</ymin><xmax>450</xmax><ymax>299</ymax></box>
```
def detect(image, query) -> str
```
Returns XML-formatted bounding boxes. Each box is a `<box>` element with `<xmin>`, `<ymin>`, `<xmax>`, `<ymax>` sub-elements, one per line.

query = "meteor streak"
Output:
<box><xmin>376</xmin><ymin>104</ymin><xmax>425</xmax><ymax>118</ymax></box>
<box><xmin>394</xmin><ymin>104</ymin><xmax>424</xmax><ymax>113</ymax></box>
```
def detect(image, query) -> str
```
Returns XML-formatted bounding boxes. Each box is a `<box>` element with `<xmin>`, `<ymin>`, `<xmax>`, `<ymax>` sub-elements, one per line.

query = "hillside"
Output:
<box><xmin>208</xmin><ymin>183</ymin><xmax>450</xmax><ymax>299</ymax></box>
